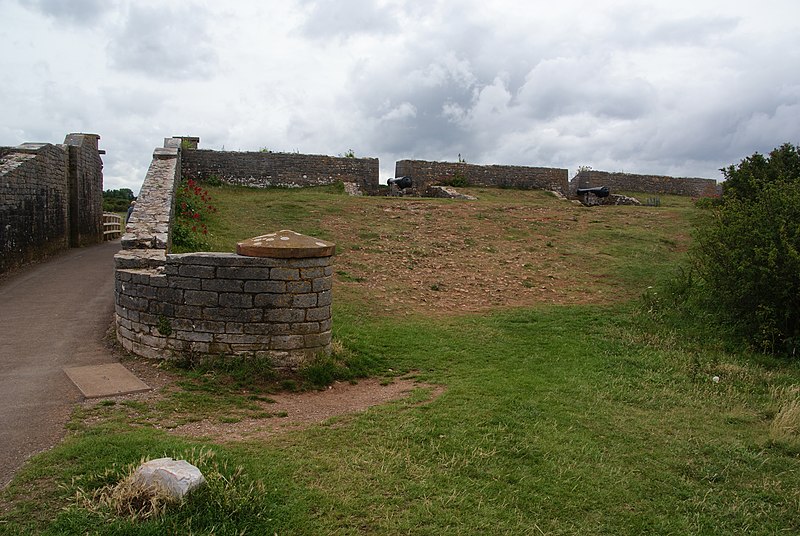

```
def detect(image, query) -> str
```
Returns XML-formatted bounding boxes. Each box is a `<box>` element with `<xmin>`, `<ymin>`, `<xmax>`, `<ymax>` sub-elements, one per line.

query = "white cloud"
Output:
<box><xmin>1</xmin><ymin>0</ymin><xmax>799</xmax><ymax>189</ymax></box>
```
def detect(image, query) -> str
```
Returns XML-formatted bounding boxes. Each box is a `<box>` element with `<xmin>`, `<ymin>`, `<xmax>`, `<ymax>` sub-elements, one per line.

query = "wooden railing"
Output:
<box><xmin>103</xmin><ymin>213</ymin><xmax>122</xmax><ymax>240</ymax></box>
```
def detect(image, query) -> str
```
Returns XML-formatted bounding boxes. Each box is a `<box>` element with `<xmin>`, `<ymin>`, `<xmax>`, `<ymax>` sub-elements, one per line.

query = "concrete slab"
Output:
<box><xmin>64</xmin><ymin>363</ymin><xmax>151</xmax><ymax>399</ymax></box>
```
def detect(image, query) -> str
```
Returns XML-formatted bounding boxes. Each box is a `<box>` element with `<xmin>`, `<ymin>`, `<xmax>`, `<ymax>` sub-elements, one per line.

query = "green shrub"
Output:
<box><xmin>721</xmin><ymin>142</ymin><xmax>800</xmax><ymax>202</ymax></box>
<box><xmin>649</xmin><ymin>144</ymin><xmax>800</xmax><ymax>357</ymax></box>
<box><xmin>691</xmin><ymin>180</ymin><xmax>800</xmax><ymax>355</ymax></box>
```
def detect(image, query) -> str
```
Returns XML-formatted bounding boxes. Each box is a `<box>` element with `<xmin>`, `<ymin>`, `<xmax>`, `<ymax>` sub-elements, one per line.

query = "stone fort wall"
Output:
<box><xmin>0</xmin><ymin>133</ymin><xmax>104</xmax><ymax>274</ymax></box>
<box><xmin>116</xmin><ymin>138</ymin><xmax>333</xmax><ymax>367</ymax></box>
<box><xmin>181</xmin><ymin>140</ymin><xmax>379</xmax><ymax>195</ymax></box>
<box><xmin>395</xmin><ymin>160</ymin><xmax>570</xmax><ymax>195</ymax></box>
<box><xmin>570</xmin><ymin>170</ymin><xmax>720</xmax><ymax>197</ymax></box>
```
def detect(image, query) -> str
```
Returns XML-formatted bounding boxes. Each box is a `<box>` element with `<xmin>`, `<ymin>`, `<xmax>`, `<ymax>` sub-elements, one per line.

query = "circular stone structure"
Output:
<box><xmin>115</xmin><ymin>229</ymin><xmax>336</xmax><ymax>370</ymax></box>
<box><xmin>237</xmin><ymin>230</ymin><xmax>336</xmax><ymax>258</ymax></box>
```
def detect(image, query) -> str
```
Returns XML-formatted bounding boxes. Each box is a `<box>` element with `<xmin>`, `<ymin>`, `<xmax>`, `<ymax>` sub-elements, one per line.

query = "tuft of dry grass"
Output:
<box><xmin>769</xmin><ymin>385</ymin><xmax>800</xmax><ymax>448</ymax></box>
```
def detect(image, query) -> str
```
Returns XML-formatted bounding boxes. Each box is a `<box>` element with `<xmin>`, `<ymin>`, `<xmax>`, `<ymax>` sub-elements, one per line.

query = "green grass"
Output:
<box><xmin>3</xmin><ymin>186</ymin><xmax>800</xmax><ymax>534</ymax></box>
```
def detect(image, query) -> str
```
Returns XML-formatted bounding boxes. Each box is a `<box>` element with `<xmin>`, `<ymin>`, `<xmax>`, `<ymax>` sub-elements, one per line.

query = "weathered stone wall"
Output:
<box><xmin>570</xmin><ymin>170</ymin><xmax>720</xmax><ymax>197</ymax></box>
<box><xmin>0</xmin><ymin>134</ymin><xmax>104</xmax><ymax>274</ymax></box>
<box><xmin>122</xmin><ymin>146</ymin><xmax>181</xmax><ymax>250</ymax></box>
<box><xmin>115</xmin><ymin>252</ymin><xmax>333</xmax><ymax>366</ymax></box>
<box><xmin>395</xmin><ymin>160</ymin><xmax>570</xmax><ymax>195</ymax></box>
<box><xmin>116</xmin><ymin>138</ymin><xmax>334</xmax><ymax>368</ymax></box>
<box><xmin>182</xmin><ymin>146</ymin><xmax>380</xmax><ymax>195</ymax></box>
<box><xmin>0</xmin><ymin>143</ymin><xmax>68</xmax><ymax>273</ymax></box>
<box><xmin>65</xmin><ymin>134</ymin><xmax>104</xmax><ymax>247</ymax></box>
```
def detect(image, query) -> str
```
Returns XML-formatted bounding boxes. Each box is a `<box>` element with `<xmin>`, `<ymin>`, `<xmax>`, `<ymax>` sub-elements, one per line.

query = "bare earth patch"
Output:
<box><xmin>169</xmin><ymin>378</ymin><xmax>444</xmax><ymax>443</ymax></box>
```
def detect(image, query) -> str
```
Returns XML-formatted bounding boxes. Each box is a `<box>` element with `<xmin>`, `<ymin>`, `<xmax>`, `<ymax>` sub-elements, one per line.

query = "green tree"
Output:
<box><xmin>692</xmin><ymin>143</ymin><xmax>800</xmax><ymax>355</ymax></box>
<box><xmin>721</xmin><ymin>142</ymin><xmax>800</xmax><ymax>201</ymax></box>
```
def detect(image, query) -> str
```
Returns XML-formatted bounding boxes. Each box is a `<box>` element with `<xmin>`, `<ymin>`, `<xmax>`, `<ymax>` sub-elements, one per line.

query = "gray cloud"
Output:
<box><xmin>107</xmin><ymin>4</ymin><xmax>217</xmax><ymax>79</ymax></box>
<box><xmin>2</xmin><ymin>0</ymin><xmax>800</xmax><ymax>190</ymax></box>
<box><xmin>21</xmin><ymin>0</ymin><xmax>116</xmax><ymax>25</ymax></box>
<box><xmin>298</xmin><ymin>0</ymin><xmax>399</xmax><ymax>39</ymax></box>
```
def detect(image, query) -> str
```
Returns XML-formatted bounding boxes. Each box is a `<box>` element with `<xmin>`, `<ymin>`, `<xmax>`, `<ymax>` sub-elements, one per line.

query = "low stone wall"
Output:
<box><xmin>115</xmin><ymin>250</ymin><xmax>333</xmax><ymax>366</ymax></box>
<box><xmin>181</xmin><ymin>142</ymin><xmax>379</xmax><ymax>195</ymax></box>
<box><xmin>0</xmin><ymin>134</ymin><xmax>103</xmax><ymax>274</ymax></box>
<box><xmin>571</xmin><ymin>170</ymin><xmax>719</xmax><ymax>197</ymax></box>
<box><xmin>116</xmin><ymin>138</ymin><xmax>334</xmax><ymax>368</ymax></box>
<box><xmin>395</xmin><ymin>160</ymin><xmax>569</xmax><ymax>196</ymax></box>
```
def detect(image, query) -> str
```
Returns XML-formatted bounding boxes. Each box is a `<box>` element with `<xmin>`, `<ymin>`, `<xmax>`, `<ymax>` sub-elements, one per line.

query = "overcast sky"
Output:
<box><xmin>1</xmin><ymin>0</ymin><xmax>798</xmax><ymax>192</ymax></box>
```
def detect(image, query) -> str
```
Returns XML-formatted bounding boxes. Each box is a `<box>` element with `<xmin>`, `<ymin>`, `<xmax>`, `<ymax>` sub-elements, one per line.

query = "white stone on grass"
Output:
<box><xmin>131</xmin><ymin>457</ymin><xmax>205</xmax><ymax>500</ymax></box>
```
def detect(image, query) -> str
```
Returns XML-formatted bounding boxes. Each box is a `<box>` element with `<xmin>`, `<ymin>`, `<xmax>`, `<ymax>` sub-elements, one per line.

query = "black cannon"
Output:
<box><xmin>388</xmin><ymin>176</ymin><xmax>413</xmax><ymax>189</ymax></box>
<box><xmin>576</xmin><ymin>186</ymin><xmax>610</xmax><ymax>198</ymax></box>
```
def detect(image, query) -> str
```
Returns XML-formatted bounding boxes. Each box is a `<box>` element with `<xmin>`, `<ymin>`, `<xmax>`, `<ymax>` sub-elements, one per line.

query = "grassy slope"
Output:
<box><xmin>2</xmin><ymin>186</ymin><xmax>800</xmax><ymax>535</ymax></box>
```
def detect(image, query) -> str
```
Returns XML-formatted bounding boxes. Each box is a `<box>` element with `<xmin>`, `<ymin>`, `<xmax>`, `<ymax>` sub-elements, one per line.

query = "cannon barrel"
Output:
<box><xmin>388</xmin><ymin>176</ymin><xmax>413</xmax><ymax>189</ymax></box>
<box><xmin>576</xmin><ymin>186</ymin><xmax>610</xmax><ymax>198</ymax></box>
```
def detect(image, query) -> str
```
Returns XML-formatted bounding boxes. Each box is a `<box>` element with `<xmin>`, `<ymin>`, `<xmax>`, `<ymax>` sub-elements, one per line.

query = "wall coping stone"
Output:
<box><xmin>237</xmin><ymin>230</ymin><xmax>336</xmax><ymax>258</ymax></box>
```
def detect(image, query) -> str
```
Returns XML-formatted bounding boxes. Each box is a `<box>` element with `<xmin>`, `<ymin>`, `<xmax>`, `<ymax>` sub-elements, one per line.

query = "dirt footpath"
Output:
<box><xmin>0</xmin><ymin>241</ymin><xmax>119</xmax><ymax>489</ymax></box>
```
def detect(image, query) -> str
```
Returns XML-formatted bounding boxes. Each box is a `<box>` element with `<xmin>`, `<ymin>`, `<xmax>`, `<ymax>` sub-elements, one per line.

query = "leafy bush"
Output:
<box><xmin>171</xmin><ymin>179</ymin><xmax>217</xmax><ymax>251</ymax></box>
<box><xmin>647</xmin><ymin>143</ymin><xmax>800</xmax><ymax>357</ymax></box>
<box><xmin>691</xmin><ymin>179</ymin><xmax>800</xmax><ymax>355</ymax></box>
<box><xmin>721</xmin><ymin>142</ymin><xmax>800</xmax><ymax>201</ymax></box>
<box><xmin>441</xmin><ymin>171</ymin><xmax>469</xmax><ymax>187</ymax></box>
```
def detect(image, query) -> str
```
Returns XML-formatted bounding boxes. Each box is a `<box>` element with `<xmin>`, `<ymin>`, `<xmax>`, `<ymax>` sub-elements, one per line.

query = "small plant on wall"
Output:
<box><xmin>172</xmin><ymin>179</ymin><xmax>217</xmax><ymax>252</ymax></box>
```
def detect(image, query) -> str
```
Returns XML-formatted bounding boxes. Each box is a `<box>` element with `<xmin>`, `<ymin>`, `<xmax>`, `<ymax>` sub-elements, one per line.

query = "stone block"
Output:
<box><xmin>184</xmin><ymin>290</ymin><xmax>218</xmax><ymax>307</ymax></box>
<box><xmin>306</xmin><ymin>305</ymin><xmax>331</xmax><ymax>321</ymax></box>
<box><xmin>173</xmin><ymin>305</ymin><xmax>203</xmax><ymax>319</ymax></box>
<box><xmin>254</xmin><ymin>293</ymin><xmax>291</xmax><ymax>308</ymax></box>
<box><xmin>244</xmin><ymin>280</ymin><xmax>285</xmax><ymax>293</ymax></box>
<box><xmin>179</xmin><ymin>265</ymin><xmax>215</xmax><ymax>279</ymax></box>
<box><xmin>203</xmin><ymin>307</ymin><xmax>262</xmax><ymax>322</ymax></box>
<box><xmin>265</xmin><ymin>308</ymin><xmax>306</xmax><ymax>323</ymax></box>
<box><xmin>217</xmin><ymin>266</ymin><xmax>270</xmax><ymax>280</ymax></box>
<box><xmin>271</xmin><ymin>335</ymin><xmax>305</xmax><ymax>350</ymax></box>
<box><xmin>287</xmin><ymin>281</ymin><xmax>312</xmax><ymax>293</ymax></box>
<box><xmin>292</xmin><ymin>293</ymin><xmax>318</xmax><ymax>308</ymax></box>
<box><xmin>300</xmin><ymin>267</ymin><xmax>325</xmax><ymax>279</ymax></box>
<box><xmin>157</xmin><ymin>287</ymin><xmax>183</xmax><ymax>304</ymax></box>
<box><xmin>292</xmin><ymin>322</ymin><xmax>320</xmax><ymax>334</ymax></box>
<box><xmin>269</xmin><ymin>267</ymin><xmax>300</xmax><ymax>281</ymax></box>
<box><xmin>317</xmin><ymin>290</ymin><xmax>332</xmax><ymax>306</ymax></box>
<box><xmin>202</xmin><ymin>279</ymin><xmax>244</xmax><ymax>292</ymax></box>
<box><xmin>192</xmin><ymin>320</ymin><xmax>226</xmax><ymax>333</ymax></box>
<box><xmin>225</xmin><ymin>322</ymin><xmax>244</xmax><ymax>334</ymax></box>
<box><xmin>219</xmin><ymin>292</ymin><xmax>253</xmax><ymax>308</ymax></box>
<box><xmin>304</xmin><ymin>331</ymin><xmax>332</xmax><ymax>347</ymax></box>
<box><xmin>214</xmin><ymin>333</ymin><xmax>262</xmax><ymax>344</ymax></box>
<box><xmin>312</xmin><ymin>277</ymin><xmax>332</xmax><ymax>292</ymax></box>
<box><xmin>175</xmin><ymin>330</ymin><xmax>213</xmax><ymax>342</ymax></box>
<box><xmin>243</xmin><ymin>323</ymin><xmax>273</xmax><ymax>335</ymax></box>
<box><xmin>169</xmin><ymin>277</ymin><xmax>202</xmax><ymax>290</ymax></box>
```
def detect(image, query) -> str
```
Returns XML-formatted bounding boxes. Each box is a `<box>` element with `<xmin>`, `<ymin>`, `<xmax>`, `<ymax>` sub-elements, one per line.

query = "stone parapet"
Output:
<box><xmin>395</xmin><ymin>159</ymin><xmax>569</xmax><ymax>196</ymax></box>
<box><xmin>181</xmin><ymin>145</ymin><xmax>379</xmax><ymax>195</ymax></box>
<box><xmin>570</xmin><ymin>170</ymin><xmax>720</xmax><ymax>197</ymax></box>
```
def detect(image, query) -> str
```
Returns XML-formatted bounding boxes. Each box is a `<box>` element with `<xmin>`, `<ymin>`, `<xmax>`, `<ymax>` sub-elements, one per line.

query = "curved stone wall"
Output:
<box><xmin>115</xmin><ymin>250</ymin><xmax>333</xmax><ymax>368</ymax></box>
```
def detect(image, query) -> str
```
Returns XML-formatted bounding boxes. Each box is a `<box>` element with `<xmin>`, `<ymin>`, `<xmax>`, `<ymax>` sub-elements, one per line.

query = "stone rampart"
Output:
<box><xmin>0</xmin><ymin>134</ymin><xmax>103</xmax><ymax>274</ymax></box>
<box><xmin>116</xmin><ymin>139</ymin><xmax>334</xmax><ymax>368</ymax></box>
<box><xmin>395</xmin><ymin>160</ymin><xmax>569</xmax><ymax>195</ymax></box>
<box><xmin>570</xmin><ymin>170</ymin><xmax>719</xmax><ymax>197</ymax></box>
<box><xmin>182</xmin><ymin>144</ymin><xmax>379</xmax><ymax>195</ymax></box>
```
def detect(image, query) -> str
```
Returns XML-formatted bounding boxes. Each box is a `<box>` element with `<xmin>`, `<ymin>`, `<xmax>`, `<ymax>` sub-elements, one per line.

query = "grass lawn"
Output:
<box><xmin>2</xmin><ymin>185</ymin><xmax>800</xmax><ymax>534</ymax></box>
